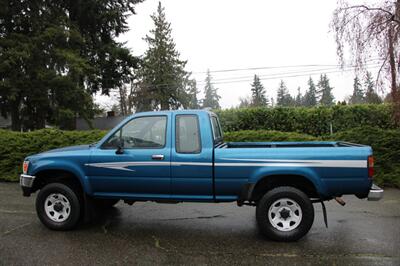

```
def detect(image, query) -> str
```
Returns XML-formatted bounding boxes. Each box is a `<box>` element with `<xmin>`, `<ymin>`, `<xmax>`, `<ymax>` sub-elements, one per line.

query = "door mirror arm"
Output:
<box><xmin>116</xmin><ymin>138</ymin><xmax>124</xmax><ymax>154</ymax></box>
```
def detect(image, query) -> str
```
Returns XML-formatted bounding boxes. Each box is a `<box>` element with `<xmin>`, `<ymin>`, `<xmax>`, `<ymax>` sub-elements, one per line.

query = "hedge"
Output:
<box><xmin>0</xmin><ymin>129</ymin><xmax>106</xmax><ymax>181</ymax></box>
<box><xmin>224</xmin><ymin>130</ymin><xmax>317</xmax><ymax>142</ymax></box>
<box><xmin>216</xmin><ymin>104</ymin><xmax>395</xmax><ymax>136</ymax></box>
<box><xmin>331</xmin><ymin>126</ymin><xmax>400</xmax><ymax>188</ymax></box>
<box><xmin>0</xmin><ymin>127</ymin><xmax>398</xmax><ymax>188</ymax></box>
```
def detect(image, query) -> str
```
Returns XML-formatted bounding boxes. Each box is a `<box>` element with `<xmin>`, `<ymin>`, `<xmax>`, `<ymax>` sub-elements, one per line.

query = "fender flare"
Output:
<box><xmin>238</xmin><ymin>168</ymin><xmax>328</xmax><ymax>203</ymax></box>
<box><xmin>31</xmin><ymin>160</ymin><xmax>92</xmax><ymax>195</ymax></box>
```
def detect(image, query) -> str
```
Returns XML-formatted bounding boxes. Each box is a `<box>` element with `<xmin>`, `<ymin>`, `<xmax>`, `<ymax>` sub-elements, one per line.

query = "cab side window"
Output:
<box><xmin>102</xmin><ymin>116</ymin><xmax>167</xmax><ymax>149</ymax></box>
<box><xmin>176</xmin><ymin>115</ymin><xmax>201</xmax><ymax>153</ymax></box>
<box><xmin>211</xmin><ymin>116</ymin><xmax>222</xmax><ymax>142</ymax></box>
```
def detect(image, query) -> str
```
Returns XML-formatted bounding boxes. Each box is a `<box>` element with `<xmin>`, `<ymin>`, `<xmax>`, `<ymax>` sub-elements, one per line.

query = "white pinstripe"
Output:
<box><xmin>85</xmin><ymin>158</ymin><xmax>366</xmax><ymax>171</ymax></box>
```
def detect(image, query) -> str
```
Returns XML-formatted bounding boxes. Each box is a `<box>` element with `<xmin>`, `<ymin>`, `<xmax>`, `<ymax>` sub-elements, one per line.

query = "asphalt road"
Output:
<box><xmin>0</xmin><ymin>183</ymin><xmax>399</xmax><ymax>266</ymax></box>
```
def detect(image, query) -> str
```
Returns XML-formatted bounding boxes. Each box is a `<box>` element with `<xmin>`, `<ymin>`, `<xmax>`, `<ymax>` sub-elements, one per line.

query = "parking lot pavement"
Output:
<box><xmin>0</xmin><ymin>183</ymin><xmax>399</xmax><ymax>266</ymax></box>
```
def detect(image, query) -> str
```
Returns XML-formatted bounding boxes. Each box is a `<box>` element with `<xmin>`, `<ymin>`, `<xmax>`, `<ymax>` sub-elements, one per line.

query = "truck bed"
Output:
<box><xmin>220</xmin><ymin>141</ymin><xmax>366</xmax><ymax>149</ymax></box>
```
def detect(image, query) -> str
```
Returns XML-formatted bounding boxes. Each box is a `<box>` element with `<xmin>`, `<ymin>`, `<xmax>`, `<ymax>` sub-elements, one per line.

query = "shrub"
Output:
<box><xmin>331</xmin><ymin>126</ymin><xmax>400</xmax><ymax>188</ymax></box>
<box><xmin>216</xmin><ymin>104</ymin><xmax>395</xmax><ymax>136</ymax></box>
<box><xmin>0</xmin><ymin>129</ymin><xmax>106</xmax><ymax>181</ymax></box>
<box><xmin>224</xmin><ymin>130</ymin><xmax>317</xmax><ymax>142</ymax></box>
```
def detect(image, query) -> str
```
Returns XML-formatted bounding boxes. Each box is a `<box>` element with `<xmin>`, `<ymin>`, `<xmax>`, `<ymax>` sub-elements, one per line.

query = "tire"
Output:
<box><xmin>36</xmin><ymin>183</ymin><xmax>81</xmax><ymax>230</ymax></box>
<box><xmin>93</xmin><ymin>199</ymin><xmax>119</xmax><ymax>209</ymax></box>
<box><xmin>256</xmin><ymin>186</ymin><xmax>314</xmax><ymax>242</ymax></box>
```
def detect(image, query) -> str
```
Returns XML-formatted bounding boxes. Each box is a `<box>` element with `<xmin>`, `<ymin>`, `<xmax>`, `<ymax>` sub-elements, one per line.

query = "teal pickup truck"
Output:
<box><xmin>20</xmin><ymin>110</ymin><xmax>383</xmax><ymax>241</ymax></box>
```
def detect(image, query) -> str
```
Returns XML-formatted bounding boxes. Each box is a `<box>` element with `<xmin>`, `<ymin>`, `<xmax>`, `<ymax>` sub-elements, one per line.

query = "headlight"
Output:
<box><xmin>22</xmin><ymin>161</ymin><xmax>29</xmax><ymax>174</ymax></box>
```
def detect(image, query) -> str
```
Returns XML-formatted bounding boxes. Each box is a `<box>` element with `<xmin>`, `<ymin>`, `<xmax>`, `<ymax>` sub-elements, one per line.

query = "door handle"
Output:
<box><xmin>152</xmin><ymin>154</ymin><xmax>164</xmax><ymax>160</ymax></box>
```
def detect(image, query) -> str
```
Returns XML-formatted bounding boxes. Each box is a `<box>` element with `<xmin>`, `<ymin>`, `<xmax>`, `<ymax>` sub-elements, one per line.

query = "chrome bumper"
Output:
<box><xmin>368</xmin><ymin>184</ymin><xmax>383</xmax><ymax>201</ymax></box>
<box><xmin>20</xmin><ymin>174</ymin><xmax>35</xmax><ymax>187</ymax></box>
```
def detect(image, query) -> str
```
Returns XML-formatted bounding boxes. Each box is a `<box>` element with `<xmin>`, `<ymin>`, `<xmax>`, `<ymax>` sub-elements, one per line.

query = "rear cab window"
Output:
<box><xmin>176</xmin><ymin>115</ymin><xmax>201</xmax><ymax>153</ymax></box>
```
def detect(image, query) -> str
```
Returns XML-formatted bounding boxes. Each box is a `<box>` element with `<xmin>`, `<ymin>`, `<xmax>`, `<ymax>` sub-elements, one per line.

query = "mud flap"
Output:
<box><xmin>83</xmin><ymin>193</ymin><xmax>96</xmax><ymax>223</ymax></box>
<box><xmin>320</xmin><ymin>200</ymin><xmax>328</xmax><ymax>228</ymax></box>
<box><xmin>312</xmin><ymin>199</ymin><xmax>328</xmax><ymax>228</ymax></box>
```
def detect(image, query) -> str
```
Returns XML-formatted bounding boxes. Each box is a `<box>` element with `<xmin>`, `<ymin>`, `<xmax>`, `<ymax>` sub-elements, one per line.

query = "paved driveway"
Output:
<box><xmin>0</xmin><ymin>183</ymin><xmax>399</xmax><ymax>265</ymax></box>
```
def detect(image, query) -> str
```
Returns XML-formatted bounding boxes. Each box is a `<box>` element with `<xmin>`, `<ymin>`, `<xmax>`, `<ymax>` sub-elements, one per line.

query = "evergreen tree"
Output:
<box><xmin>270</xmin><ymin>97</ymin><xmax>275</xmax><ymax>107</ymax></box>
<box><xmin>295</xmin><ymin>87</ymin><xmax>303</xmax><ymax>106</ymax></box>
<box><xmin>187</xmin><ymin>79</ymin><xmax>200</xmax><ymax>109</ymax></box>
<box><xmin>317</xmin><ymin>74</ymin><xmax>335</xmax><ymax>106</ymax></box>
<box><xmin>349</xmin><ymin>77</ymin><xmax>365</xmax><ymax>104</ymax></box>
<box><xmin>238</xmin><ymin>96</ymin><xmax>251</xmax><ymax>108</ymax></box>
<box><xmin>303</xmin><ymin>77</ymin><xmax>318</xmax><ymax>107</ymax></box>
<box><xmin>202</xmin><ymin>69</ymin><xmax>221</xmax><ymax>109</ymax></box>
<box><xmin>364</xmin><ymin>72</ymin><xmax>382</xmax><ymax>104</ymax></box>
<box><xmin>250</xmin><ymin>75</ymin><xmax>268</xmax><ymax>107</ymax></box>
<box><xmin>0</xmin><ymin>0</ymin><xmax>142</xmax><ymax>130</ymax></box>
<box><xmin>137</xmin><ymin>2</ymin><xmax>191</xmax><ymax>111</ymax></box>
<box><xmin>276</xmin><ymin>80</ymin><xmax>294</xmax><ymax>107</ymax></box>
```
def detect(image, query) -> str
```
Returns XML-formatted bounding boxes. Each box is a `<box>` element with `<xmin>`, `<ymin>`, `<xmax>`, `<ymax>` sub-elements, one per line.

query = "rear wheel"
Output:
<box><xmin>36</xmin><ymin>182</ymin><xmax>81</xmax><ymax>230</ymax></box>
<box><xmin>256</xmin><ymin>186</ymin><xmax>314</xmax><ymax>242</ymax></box>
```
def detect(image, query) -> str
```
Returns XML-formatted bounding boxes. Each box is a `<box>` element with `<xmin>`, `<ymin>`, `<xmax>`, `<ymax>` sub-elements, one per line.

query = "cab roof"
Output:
<box><xmin>130</xmin><ymin>109</ymin><xmax>217</xmax><ymax>117</ymax></box>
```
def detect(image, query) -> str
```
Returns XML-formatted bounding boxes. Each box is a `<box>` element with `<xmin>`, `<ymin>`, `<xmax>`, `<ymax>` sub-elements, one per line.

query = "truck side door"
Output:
<box><xmin>171</xmin><ymin>113</ymin><xmax>214</xmax><ymax>200</ymax></box>
<box><xmin>87</xmin><ymin>114</ymin><xmax>171</xmax><ymax>198</ymax></box>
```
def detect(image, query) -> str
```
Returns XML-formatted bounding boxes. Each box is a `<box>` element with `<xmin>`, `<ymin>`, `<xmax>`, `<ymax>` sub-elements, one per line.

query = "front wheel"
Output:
<box><xmin>256</xmin><ymin>186</ymin><xmax>314</xmax><ymax>242</ymax></box>
<box><xmin>36</xmin><ymin>183</ymin><xmax>81</xmax><ymax>230</ymax></box>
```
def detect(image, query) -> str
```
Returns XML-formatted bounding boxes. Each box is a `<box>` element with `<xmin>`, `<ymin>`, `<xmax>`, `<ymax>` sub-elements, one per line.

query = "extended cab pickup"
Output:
<box><xmin>20</xmin><ymin>110</ymin><xmax>383</xmax><ymax>241</ymax></box>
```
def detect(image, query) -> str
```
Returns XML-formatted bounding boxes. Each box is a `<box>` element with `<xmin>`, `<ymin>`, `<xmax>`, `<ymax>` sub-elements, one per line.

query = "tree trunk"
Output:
<box><xmin>10</xmin><ymin>106</ymin><xmax>21</xmax><ymax>131</ymax></box>
<box><xmin>388</xmin><ymin>26</ymin><xmax>400</xmax><ymax>124</ymax></box>
<box><xmin>160</xmin><ymin>99</ymin><xmax>169</xmax><ymax>110</ymax></box>
<box><xmin>118</xmin><ymin>86</ymin><xmax>127</xmax><ymax>116</ymax></box>
<box><xmin>10</xmin><ymin>97</ymin><xmax>22</xmax><ymax>131</ymax></box>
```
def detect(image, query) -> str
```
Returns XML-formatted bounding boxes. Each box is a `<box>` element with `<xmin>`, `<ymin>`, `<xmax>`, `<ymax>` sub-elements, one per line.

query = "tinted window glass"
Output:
<box><xmin>211</xmin><ymin>116</ymin><xmax>222</xmax><ymax>141</ymax></box>
<box><xmin>176</xmin><ymin>115</ymin><xmax>201</xmax><ymax>153</ymax></box>
<box><xmin>102</xmin><ymin>116</ymin><xmax>167</xmax><ymax>149</ymax></box>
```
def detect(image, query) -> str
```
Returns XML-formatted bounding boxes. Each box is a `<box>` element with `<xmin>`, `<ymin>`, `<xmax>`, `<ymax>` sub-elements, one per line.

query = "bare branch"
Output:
<box><xmin>376</xmin><ymin>54</ymin><xmax>389</xmax><ymax>91</ymax></box>
<box><xmin>342</xmin><ymin>4</ymin><xmax>400</xmax><ymax>25</ymax></box>
<box><xmin>340</xmin><ymin>5</ymin><xmax>393</xmax><ymax>17</ymax></box>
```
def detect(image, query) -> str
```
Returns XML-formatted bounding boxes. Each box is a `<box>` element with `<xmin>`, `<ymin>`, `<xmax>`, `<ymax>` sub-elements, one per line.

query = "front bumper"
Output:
<box><xmin>20</xmin><ymin>174</ymin><xmax>35</xmax><ymax>196</ymax></box>
<box><xmin>368</xmin><ymin>184</ymin><xmax>384</xmax><ymax>201</ymax></box>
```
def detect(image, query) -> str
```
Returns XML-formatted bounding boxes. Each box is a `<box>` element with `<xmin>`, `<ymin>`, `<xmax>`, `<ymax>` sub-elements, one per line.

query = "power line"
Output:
<box><xmin>106</xmin><ymin>60</ymin><xmax>383</xmax><ymax>90</ymax></box>
<box><xmin>200</xmin><ymin>65</ymin><xmax>381</xmax><ymax>85</ymax></box>
<box><xmin>191</xmin><ymin>58</ymin><xmax>382</xmax><ymax>75</ymax></box>
<box><xmin>195</xmin><ymin>63</ymin><xmax>382</xmax><ymax>83</ymax></box>
<box><xmin>195</xmin><ymin>64</ymin><xmax>382</xmax><ymax>86</ymax></box>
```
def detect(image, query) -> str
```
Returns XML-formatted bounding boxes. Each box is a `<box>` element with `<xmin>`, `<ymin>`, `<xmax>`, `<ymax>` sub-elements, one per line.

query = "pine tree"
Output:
<box><xmin>250</xmin><ymin>75</ymin><xmax>268</xmax><ymax>107</ymax></box>
<box><xmin>276</xmin><ymin>80</ymin><xmax>294</xmax><ymax>107</ymax></box>
<box><xmin>303</xmin><ymin>77</ymin><xmax>318</xmax><ymax>107</ymax></box>
<box><xmin>187</xmin><ymin>79</ymin><xmax>200</xmax><ymax>109</ymax></box>
<box><xmin>138</xmin><ymin>2</ymin><xmax>191</xmax><ymax>111</ymax></box>
<box><xmin>349</xmin><ymin>77</ymin><xmax>365</xmax><ymax>104</ymax></box>
<box><xmin>270</xmin><ymin>97</ymin><xmax>275</xmax><ymax>107</ymax></box>
<box><xmin>364</xmin><ymin>72</ymin><xmax>382</xmax><ymax>104</ymax></box>
<box><xmin>295</xmin><ymin>87</ymin><xmax>303</xmax><ymax>106</ymax></box>
<box><xmin>0</xmin><ymin>0</ymin><xmax>141</xmax><ymax>130</ymax></box>
<box><xmin>238</xmin><ymin>96</ymin><xmax>251</xmax><ymax>108</ymax></box>
<box><xmin>202</xmin><ymin>69</ymin><xmax>221</xmax><ymax>109</ymax></box>
<box><xmin>317</xmin><ymin>74</ymin><xmax>335</xmax><ymax>106</ymax></box>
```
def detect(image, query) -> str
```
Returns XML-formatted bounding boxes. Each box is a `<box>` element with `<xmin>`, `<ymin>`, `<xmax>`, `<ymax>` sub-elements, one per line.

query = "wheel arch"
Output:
<box><xmin>250</xmin><ymin>174</ymin><xmax>322</xmax><ymax>202</ymax></box>
<box><xmin>31</xmin><ymin>169</ymin><xmax>85</xmax><ymax>195</ymax></box>
<box><xmin>30</xmin><ymin>159</ymin><xmax>91</xmax><ymax>195</ymax></box>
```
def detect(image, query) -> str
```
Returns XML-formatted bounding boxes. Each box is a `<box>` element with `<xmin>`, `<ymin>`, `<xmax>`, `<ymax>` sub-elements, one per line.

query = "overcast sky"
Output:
<box><xmin>97</xmin><ymin>0</ymin><xmax>383</xmax><ymax>109</ymax></box>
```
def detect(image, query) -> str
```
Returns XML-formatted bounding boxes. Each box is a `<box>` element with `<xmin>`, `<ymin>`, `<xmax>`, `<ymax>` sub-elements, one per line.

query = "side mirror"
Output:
<box><xmin>115</xmin><ymin>138</ymin><xmax>124</xmax><ymax>154</ymax></box>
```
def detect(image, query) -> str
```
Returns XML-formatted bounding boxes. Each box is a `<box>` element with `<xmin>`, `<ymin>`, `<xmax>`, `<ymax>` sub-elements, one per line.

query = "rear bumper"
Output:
<box><xmin>20</xmin><ymin>174</ymin><xmax>35</xmax><ymax>197</ymax></box>
<box><xmin>368</xmin><ymin>184</ymin><xmax>383</xmax><ymax>201</ymax></box>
